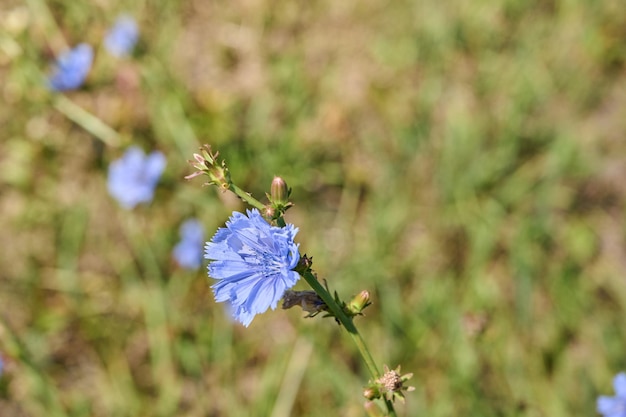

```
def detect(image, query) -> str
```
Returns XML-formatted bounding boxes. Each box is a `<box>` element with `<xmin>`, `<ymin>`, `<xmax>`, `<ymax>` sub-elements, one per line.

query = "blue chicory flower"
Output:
<box><xmin>173</xmin><ymin>219</ymin><xmax>205</xmax><ymax>270</ymax></box>
<box><xmin>107</xmin><ymin>146</ymin><xmax>166</xmax><ymax>209</ymax></box>
<box><xmin>48</xmin><ymin>43</ymin><xmax>93</xmax><ymax>91</ymax></box>
<box><xmin>104</xmin><ymin>15</ymin><xmax>139</xmax><ymax>57</ymax></box>
<box><xmin>205</xmin><ymin>209</ymin><xmax>301</xmax><ymax>327</ymax></box>
<box><xmin>598</xmin><ymin>372</ymin><xmax>626</xmax><ymax>417</ymax></box>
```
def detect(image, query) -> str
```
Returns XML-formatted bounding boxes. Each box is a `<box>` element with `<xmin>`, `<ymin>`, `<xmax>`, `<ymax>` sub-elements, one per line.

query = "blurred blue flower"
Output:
<box><xmin>173</xmin><ymin>219</ymin><xmax>205</xmax><ymax>270</ymax></box>
<box><xmin>107</xmin><ymin>146</ymin><xmax>166</xmax><ymax>209</ymax></box>
<box><xmin>0</xmin><ymin>356</ymin><xmax>4</xmax><ymax>377</ymax></box>
<box><xmin>48</xmin><ymin>43</ymin><xmax>93</xmax><ymax>91</ymax></box>
<box><xmin>104</xmin><ymin>15</ymin><xmax>139</xmax><ymax>57</ymax></box>
<box><xmin>205</xmin><ymin>209</ymin><xmax>300</xmax><ymax>327</ymax></box>
<box><xmin>598</xmin><ymin>372</ymin><xmax>626</xmax><ymax>417</ymax></box>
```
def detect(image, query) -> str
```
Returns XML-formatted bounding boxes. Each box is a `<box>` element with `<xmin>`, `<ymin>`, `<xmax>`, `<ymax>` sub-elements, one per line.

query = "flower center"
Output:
<box><xmin>260</xmin><ymin>252</ymin><xmax>284</xmax><ymax>277</ymax></box>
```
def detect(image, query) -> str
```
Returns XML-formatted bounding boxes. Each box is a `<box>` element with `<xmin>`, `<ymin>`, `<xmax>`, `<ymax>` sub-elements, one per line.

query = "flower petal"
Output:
<box><xmin>615</xmin><ymin>373</ymin><xmax>626</xmax><ymax>398</ymax></box>
<box><xmin>48</xmin><ymin>43</ymin><xmax>93</xmax><ymax>91</ymax></box>
<box><xmin>107</xmin><ymin>147</ymin><xmax>165</xmax><ymax>209</ymax></box>
<box><xmin>598</xmin><ymin>396</ymin><xmax>626</xmax><ymax>416</ymax></box>
<box><xmin>205</xmin><ymin>209</ymin><xmax>300</xmax><ymax>326</ymax></box>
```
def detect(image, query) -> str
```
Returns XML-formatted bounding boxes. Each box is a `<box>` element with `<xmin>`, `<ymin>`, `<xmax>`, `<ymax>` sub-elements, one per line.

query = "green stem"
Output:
<box><xmin>211</xmin><ymin>173</ymin><xmax>398</xmax><ymax>415</ymax></box>
<box><xmin>228</xmin><ymin>184</ymin><xmax>265</xmax><ymax>211</ymax></box>
<box><xmin>53</xmin><ymin>95</ymin><xmax>121</xmax><ymax>147</ymax></box>
<box><xmin>300</xmin><ymin>271</ymin><xmax>397</xmax><ymax>417</ymax></box>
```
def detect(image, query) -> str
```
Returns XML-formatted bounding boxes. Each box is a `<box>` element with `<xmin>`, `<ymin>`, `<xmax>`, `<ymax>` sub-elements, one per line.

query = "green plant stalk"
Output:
<box><xmin>53</xmin><ymin>95</ymin><xmax>121</xmax><ymax>147</ymax></box>
<box><xmin>301</xmin><ymin>270</ymin><xmax>397</xmax><ymax>417</ymax></box>
<box><xmin>227</xmin><ymin>183</ymin><xmax>265</xmax><ymax>211</ymax></box>
<box><xmin>223</xmin><ymin>184</ymin><xmax>396</xmax><ymax>415</ymax></box>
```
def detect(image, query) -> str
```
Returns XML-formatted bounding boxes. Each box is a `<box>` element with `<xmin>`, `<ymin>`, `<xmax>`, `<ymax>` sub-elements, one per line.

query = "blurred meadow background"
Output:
<box><xmin>2</xmin><ymin>0</ymin><xmax>626</xmax><ymax>416</ymax></box>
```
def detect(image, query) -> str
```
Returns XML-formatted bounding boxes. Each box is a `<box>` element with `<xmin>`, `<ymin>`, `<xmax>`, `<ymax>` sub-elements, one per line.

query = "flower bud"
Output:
<box><xmin>185</xmin><ymin>145</ymin><xmax>231</xmax><ymax>190</ymax></box>
<box><xmin>270</xmin><ymin>176</ymin><xmax>289</xmax><ymax>205</ymax></box>
<box><xmin>348</xmin><ymin>290</ymin><xmax>371</xmax><ymax>315</ymax></box>
<box><xmin>363</xmin><ymin>386</ymin><xmax>380</xmax><ymax>401</ymax></box>
<box><xmin>295</xmin><ymin>254</ymin><xmax>313</xmax><ymax>273</ymax></box>
<box><xmin>375</xmin><ymin>365</ymin><xmax>415</xmax><ymax>403</ymax></box>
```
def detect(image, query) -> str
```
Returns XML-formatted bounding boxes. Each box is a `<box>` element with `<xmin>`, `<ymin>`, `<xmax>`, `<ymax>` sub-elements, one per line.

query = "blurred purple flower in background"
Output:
<box><xmin>598</xmin><ymin>372</ymin><xmax>626</xmax><ymax>417</ymax></box>
<box><xmin>104</xmin><ymin>15</ymin><xmax>139</xmax><ymax>57</ymax></box>
<box><xmin>107</xmin><ymin>146</ymin><xmax>166</xmax><ymax>209</ymax></box>
<box><xmin>205</xmin><ymin>209</ymin><xmax>300</xmax><ymax>327</ymax></box>
<box><xmin>173</xmin><ymin>219</ymin><xmax>204</xmax><ymax>270</ymax></box>
<box><xmin>48</xmin><ymin>43</ymin><xmax>93</xmax><ymax>91</ymax></box>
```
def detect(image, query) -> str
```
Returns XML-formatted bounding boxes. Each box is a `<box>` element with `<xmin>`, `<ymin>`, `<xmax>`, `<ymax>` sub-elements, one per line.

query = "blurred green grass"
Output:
<box><xmin>1</xmin><ymin>0</ymin><xmax>626</xmax><ymax>416</ymax></box>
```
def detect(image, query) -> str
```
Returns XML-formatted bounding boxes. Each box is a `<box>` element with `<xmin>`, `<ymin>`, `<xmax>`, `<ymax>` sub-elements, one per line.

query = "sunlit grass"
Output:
<box><xmin>1</xmin><ymin>0</ymin><xmax>626</xmax><ymax>416</ymax></box>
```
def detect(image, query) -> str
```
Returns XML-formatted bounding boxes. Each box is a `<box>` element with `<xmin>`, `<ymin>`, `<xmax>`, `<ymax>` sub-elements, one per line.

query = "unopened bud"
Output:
<box><xmin>185</xmin><ymin>144</ymin><xmax>231</xmax><ymax>190</ymax></box>
<box><xmin>295</xmin><ymin>254</ymin><xmax>313</xmax><ymax>273</ymax></box>
<box><xmin>270</xmin><ymin>176</ymin><xmax>289</xmax><ymax>205</ymax></box>
<box><xmin>348</xmin><ymin>290</ymin><xmax>371</xmax><ymax>315</ymax></box>
<box><xmin>363</xmin><ymin>386</ymin><xmax>380</xmax><ymax>401</ymax></box>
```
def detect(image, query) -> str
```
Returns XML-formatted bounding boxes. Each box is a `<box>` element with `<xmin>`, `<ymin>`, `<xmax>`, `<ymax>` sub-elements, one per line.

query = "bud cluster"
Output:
<box><xmin>185</xmin><ymin>145</ymin><xmax>231</xmax><ymax>191</ymax></box>
<box><xmin>363</xmin><ymin>365</ymin><xmax>415</xmax><ymax>404</ymax></box>
<box><xmin>285</xmin><ymin>257</ymin><xmax>372</xmax><ymax>323</ymax></box>
<box><xmin>265</xmin><ymin>176</ymin><xmax>294</xmax><ymax>221</ymax></box>
<box><xmin>186</xmin><ymin>145</ymin><xmax>413</xmax><ymax>414</ymax></box>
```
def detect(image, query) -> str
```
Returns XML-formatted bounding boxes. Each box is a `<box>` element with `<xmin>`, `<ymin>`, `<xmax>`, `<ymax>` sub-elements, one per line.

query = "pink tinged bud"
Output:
<box><xmin>193</xmin><ymin>153</ymin><xmax>205</xmax><ymax>164</ymax></box>
<box><xmin>186</xmin><ymin>145</ymin><xmax>231</xmax><ymax>189</ymax></box>
<box><xmin>348</xmin><ymin>290</ymin><xmax>371</xmax><ymax>315</ymax></box>
<box><xmin>270</xmin><ymin>176</ymin><xmax>289</xmax><ymax>205</ymax></box>
<box><xmin>363</xmin><ymin>386</ymin><xmax>380</xmax><ymax>401</ymax></box>
<box><xmin>184</xmin><ymin>171</ymin><xmax>204</xmax><ymax>180</ymax></box>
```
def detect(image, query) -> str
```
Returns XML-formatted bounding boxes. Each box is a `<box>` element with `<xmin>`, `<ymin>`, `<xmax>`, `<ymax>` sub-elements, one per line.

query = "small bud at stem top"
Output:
<box><xmin>348</xmin><ymin>290</ymin><xmax>371</xmax><ymax>315</ymax></box>
<box><xmin>185</xmin><ymin>144</ymin><xmax>232</xmax><ymax>190</ymax></box>
<box><xmin>265</xmin><ymin>176</ymin><xmax>293</xmax><ymax>221</ymax></box>
<box><xmin>270</xmin><ymin>176</ymin><xmax>289</xmax><ymax>205</ymax></box>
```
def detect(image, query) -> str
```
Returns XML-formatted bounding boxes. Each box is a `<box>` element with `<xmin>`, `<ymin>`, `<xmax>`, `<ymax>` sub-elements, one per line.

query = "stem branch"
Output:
<box><xmin>300</xmin><ymin>271</ymin><xmax>397</xmax><ymax>417</ymax></box>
